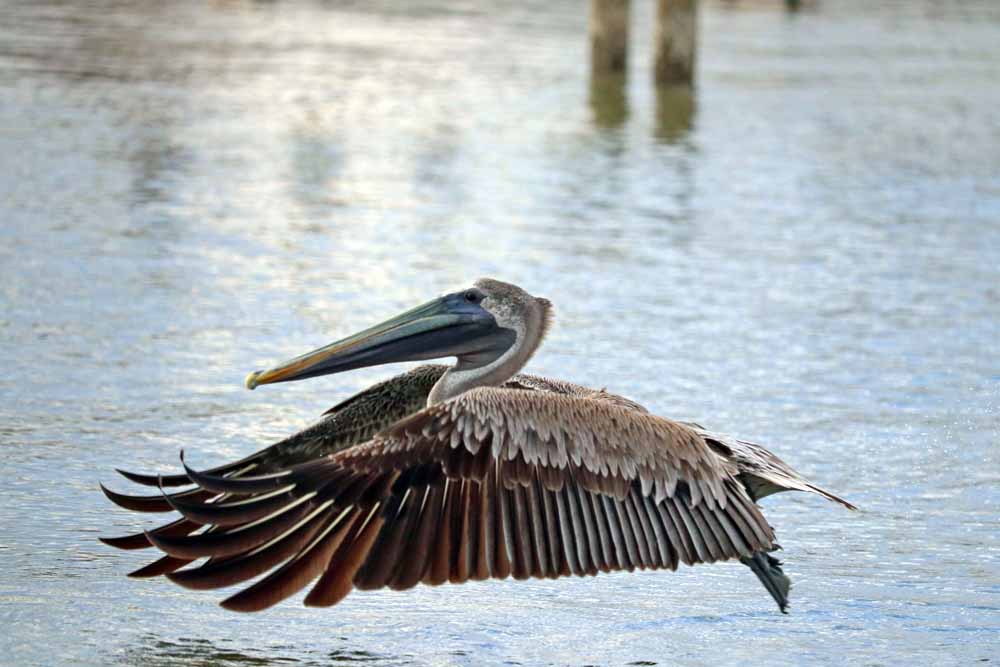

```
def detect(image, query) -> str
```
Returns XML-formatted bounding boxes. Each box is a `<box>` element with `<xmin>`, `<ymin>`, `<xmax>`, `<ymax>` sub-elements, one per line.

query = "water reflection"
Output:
<box><xmin>409</xmin><ymin>120</ymin><xmax>464</xmax><ymax>214</ymax></box>
<box><xmin>129</xmin><ymin>128</ymin><xmax>190</xmax><ymax>213</ymax></box>
<box><xmin>4</xmin><ymin>0</ymin><xmax>1000</xmax><ymax>665</ymax></box>
<box><xmin>3</xmin><ymin>3</ymin><xmax>186</xmax><ymax>83</ymax></box>
<box><xmin>589</xmin><ymin>72</ymin><xmax>629</xmax><ymax>129</ymax></box>
<box><xmin>117</xmin><ymin>634</ymin><xmax>393</xmax><ymax>666</ymax></box>
<box><xmin>118</xmin><ymin>636</ymin><xmax>275</xmax><ymax>667</ymax></box>
<box><xmin>654</xmin><ymin>84</ymin><xmax>696</xmax><ymax>143</ymax></box>
<box><xmin>288</xmin><ymin>118</ymin><xmax>347</xmax><ymax>220</ymax></box>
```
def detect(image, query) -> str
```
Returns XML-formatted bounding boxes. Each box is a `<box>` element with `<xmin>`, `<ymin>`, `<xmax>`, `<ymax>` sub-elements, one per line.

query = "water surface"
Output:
<box><xmin>1</xmin><ymin>1</ymin><xmax>998</xmax><ymax>665</ymax></box>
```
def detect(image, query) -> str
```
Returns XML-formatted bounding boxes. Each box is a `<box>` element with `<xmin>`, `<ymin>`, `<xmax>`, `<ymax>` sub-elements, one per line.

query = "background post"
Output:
<box><xmin>590</xmin><ymin>0</ymin><xmax>630</xmax><ymax>75</ymax></box>
<box><xmin>654</xmin><ymin>0</ymin><xmax>697</xmax><ymax>85</ymax></box>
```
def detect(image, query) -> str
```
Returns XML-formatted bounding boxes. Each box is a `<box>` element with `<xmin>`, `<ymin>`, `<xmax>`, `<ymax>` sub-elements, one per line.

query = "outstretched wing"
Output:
<box><xmin>133</xmin><ymin>387</ymin><xmax>776</xmax><ymax>611</ymax></box>
<box><xmin>691</xmin><ymin>427</ymin><xmax>858</xmax><ymax>510</ymax></box>
<box><xmin>100</xmin><ymin>365</ymin><xmax>642</xmax><ymax>551</ymax></box>
<box><xmin>99</xmin><ymin>364</ymin><xmax>447</xmax><ymax>575</ymax></box>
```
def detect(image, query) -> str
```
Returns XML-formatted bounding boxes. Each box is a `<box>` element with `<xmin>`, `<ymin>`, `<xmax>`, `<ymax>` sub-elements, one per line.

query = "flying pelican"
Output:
<box><xmin>101</xmin><ymin>278</ymin><xmax>855</xmax><ymax>614</ymax></box>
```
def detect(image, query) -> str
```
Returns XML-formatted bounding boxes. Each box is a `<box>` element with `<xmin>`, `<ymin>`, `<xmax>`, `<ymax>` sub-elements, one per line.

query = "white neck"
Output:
<box><xmin>427</xmin><ymin>299</ymin><xmax>550</xmax><ymax>406</ymax></box>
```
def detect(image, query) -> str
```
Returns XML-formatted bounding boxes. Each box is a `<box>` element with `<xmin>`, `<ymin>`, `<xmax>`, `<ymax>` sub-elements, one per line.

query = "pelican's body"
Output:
<box><xmin>102</xmin><ymin>279</ymin><xmax>854</xmax><ymax>613</ymax></box>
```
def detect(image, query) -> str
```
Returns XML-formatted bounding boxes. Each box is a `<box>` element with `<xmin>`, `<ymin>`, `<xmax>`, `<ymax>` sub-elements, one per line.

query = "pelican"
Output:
<box><xmin>101</xmin><ymin>278</ymin><xmax>855</xmax><ymax>614</ymax></box>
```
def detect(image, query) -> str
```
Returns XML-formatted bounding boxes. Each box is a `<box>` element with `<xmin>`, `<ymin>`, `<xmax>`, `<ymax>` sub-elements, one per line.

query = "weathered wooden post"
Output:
<box><xmin>590</xmin><ymin>0</ymin><xmax>630</xmax><ymax>75</ymax></box>
<box><xmin>654</xmin><ymin>0</ymin><xmax>697</xmax><ymax>85</ymax></box>
<box><xmin>590</xmin><ymin>0</ymin><xmax>630</xmax><ymax>128</ymax></box>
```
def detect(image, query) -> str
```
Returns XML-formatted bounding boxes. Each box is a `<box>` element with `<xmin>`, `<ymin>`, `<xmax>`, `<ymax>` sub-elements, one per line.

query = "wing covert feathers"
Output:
<box><xmin>694</xmin><ymin>428</ymin><xmax>858</xmax><ymax>510</ymax></box>
<box><xmin>339</xmin><ymin>387</ymin><xmax>734</xmax><ymax>511</ymax></box>
<box><xmin>104</xmin><ymin>387</ymin><xmax>782</xmax><ymax>611</ymax></box>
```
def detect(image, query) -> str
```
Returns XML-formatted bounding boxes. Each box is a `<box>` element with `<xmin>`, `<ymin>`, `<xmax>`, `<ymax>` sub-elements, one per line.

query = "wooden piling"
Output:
<box><xmin>590</xmin><ymin>0</ymin><xmax>630</xmax><ymax>75</ymax></box>
<box><xmin>654</xmin><ymin>0</ymin><xmax>697</xmax><ymax>85</ymax></box>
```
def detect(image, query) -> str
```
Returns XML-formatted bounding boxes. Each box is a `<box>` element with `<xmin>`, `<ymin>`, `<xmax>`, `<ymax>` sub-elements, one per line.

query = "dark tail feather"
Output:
<box><xmin>740</xmin><ymin>551</ymin><xmax>791</xmax><ymax>614</ymax></box>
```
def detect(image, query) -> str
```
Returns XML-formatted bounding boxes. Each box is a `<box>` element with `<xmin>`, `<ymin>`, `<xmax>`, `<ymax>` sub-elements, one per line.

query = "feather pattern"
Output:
<box><xmin>103</xmin><ymin>360</ymin><xmax>852</xmax><ymax>614</ymax></box>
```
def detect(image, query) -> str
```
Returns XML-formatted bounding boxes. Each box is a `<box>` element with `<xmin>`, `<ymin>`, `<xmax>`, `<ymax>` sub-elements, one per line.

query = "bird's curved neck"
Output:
<box><xmin>427</xmin><ymin>300</ymin><xmax>550</xmax><ymax>406</ymax></box>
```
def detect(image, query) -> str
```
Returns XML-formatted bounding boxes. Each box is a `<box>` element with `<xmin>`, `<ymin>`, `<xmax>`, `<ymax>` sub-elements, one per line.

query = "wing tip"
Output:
<box><xmin>100</xmin><ymin>482</ymin><xmax>164</xmax><ymax>512</ymax></box>
<box><xmin>144</xmin><ymin>528</ymin><xmax>185</xmax><ymax>557</ymax></box>
<box><xmin>99</xmin><ymin>532</ymin><xmax>153</xmax><ymax>550</ymax></box>
<box><xmin>116</xmin><ymin>467</ymin><xmax>191</xmax><ymax>488</ymax></box>
<box><xmin>813</xmin><ymin>485</ymin><xmax>859</xmax><ymax>511</ymax></box>
<box><xmin>128</xmin><ymin>555</ymin><xmax>192</xmax><ymax>578</ymax></box>
<box><xmin>219</xmin><ymin>594</ymin><xmax>271</xmax><ymax>613</ymax></box>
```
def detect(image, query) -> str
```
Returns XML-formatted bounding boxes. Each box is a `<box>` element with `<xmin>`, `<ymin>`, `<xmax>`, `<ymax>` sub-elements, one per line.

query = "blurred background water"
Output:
<box><xmin>1</xmin><ymin>0</ymin><xmax>998</xmax><ymax>665</ymax></box>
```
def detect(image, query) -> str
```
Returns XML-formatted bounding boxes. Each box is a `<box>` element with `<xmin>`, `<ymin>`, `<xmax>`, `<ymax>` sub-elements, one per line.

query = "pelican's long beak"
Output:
<box><xmin>245</xmin><ymin>294</ymin><xmax>509</xmax><ymax>389</ymax></box>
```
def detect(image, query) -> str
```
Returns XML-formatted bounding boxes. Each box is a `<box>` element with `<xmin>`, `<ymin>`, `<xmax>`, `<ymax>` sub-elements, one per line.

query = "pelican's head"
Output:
<box><xmin>245</xmin><ymin>278</ymin><xmax>551</xmax><ymax>390</ymax></box>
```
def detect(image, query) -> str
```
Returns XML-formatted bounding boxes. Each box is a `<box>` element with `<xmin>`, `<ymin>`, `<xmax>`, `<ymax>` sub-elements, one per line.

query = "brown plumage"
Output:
<box><xmin>102</xmin><ymin>278</ymin><xmax>855</xmax><ymax>615</ymax></box>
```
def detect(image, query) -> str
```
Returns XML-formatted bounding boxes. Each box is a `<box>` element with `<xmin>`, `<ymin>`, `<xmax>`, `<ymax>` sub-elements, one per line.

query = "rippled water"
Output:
<box><xmin>2</xmin><ymin>0</ymin><xmax>998</xmax><ymax>665</ymax></box>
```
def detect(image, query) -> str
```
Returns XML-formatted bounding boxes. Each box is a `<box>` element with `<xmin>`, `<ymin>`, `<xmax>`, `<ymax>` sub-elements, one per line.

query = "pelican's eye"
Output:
<box><xmin>464</xmin><ymin>290</ymin><xmax>482</xmax><ymax>304</ymax></box>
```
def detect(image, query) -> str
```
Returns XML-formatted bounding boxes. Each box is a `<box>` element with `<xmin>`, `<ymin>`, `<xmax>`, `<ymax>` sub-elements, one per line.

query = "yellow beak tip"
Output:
<box><xmin>244</xmin><ymin>371</ymin><xmax>262</xmax><ymax>390</ymax></box>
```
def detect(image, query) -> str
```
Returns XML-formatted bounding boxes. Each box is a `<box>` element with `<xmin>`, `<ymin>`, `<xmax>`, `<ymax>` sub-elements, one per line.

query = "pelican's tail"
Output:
<box><xmin>741</xmin><ymin>551</ymin><xmax>791</xmax><ymax>614</ymax></box>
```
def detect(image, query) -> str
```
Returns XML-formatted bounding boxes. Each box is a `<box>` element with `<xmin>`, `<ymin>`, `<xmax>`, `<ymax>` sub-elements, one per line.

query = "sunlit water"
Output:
<box><xmin>1</xmin><ymin>0</ymin><xmax>998</xmax><ymax>665</ymax></box>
